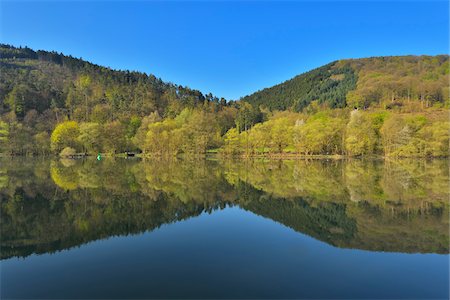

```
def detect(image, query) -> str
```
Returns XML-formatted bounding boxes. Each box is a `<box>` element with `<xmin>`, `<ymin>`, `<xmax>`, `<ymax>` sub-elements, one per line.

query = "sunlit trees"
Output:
<box><xmin>222</xmin><ymin>128</ymin><xmax>241</xmax><ymax>155</ymax></box>
<box><xmin>388</xmin><ymin>119</ymin><xmax>450</xmax><ymax>157</ymax></box>
<box><xmin>0</xmin><ymin>121</ymin><xmax>9</xmax><ymax>153</ymax></box>
<box><xmin>294</xmin><ymin>112</ymin><xmax>345</xmax><ymax>155</ymax></box>
<box><xmin>102</xmin><ymin>121</ymin><xmax>126</xmax><ymax>154</ymax></box>
<box><xmin>77</xmin><ymin>122</ymin><xmax>101</xmax><ymax>154</ymax></box>
<box><xmin>248</xmin><ymin>123</ymin><xmax>270</xmax><ymax>154</ymax></box>
<box><xmin>132</xmin><ymin>111</ymin><xmax>162</xmax><ymax>151</ymax></box>
<box><xmin>59</xmin><ymin>146</ymin><xmax>77</xmax><ymax>157</ymax></box>
<box><xmin>270</xmin><ymin>117</ymin><xmax>294</xmax><ymax>153</ymax></box>
<box><xmin>378</xmin><ymin>114</ymin><xmax>448</xmax><ymax>157</ymax></box>
<box><xmin>420</xmin><ymin>122</ymin><xmax>450</xmax><ymax>157</ymax></box>
<box><xmin>1</xmin><ymin>45</ymin><xmax>232</xmax><ymax>155</ymax></box>
<box><xmin>346</xmin><ymin>88</ymin><xmax>382</xmax><ymax>109</ymax></box>
<box><xmin>1</xmin><ymin>45</ymin><xmax>449</xmax><ymax>158</ymax></box>
<box><xmin>51</xmin><ymin>121</ymin><xmax>80</xmax><ymax>153</ymax></box>
<box><xmin>381</xmin><ymin>115</ymin><xmax>409</xmax><ymax>156</ymax></box>
<box><xmin>143</xmin><ymin>119</ymin><xmax>178</xmax><ymax>156</ymax></box>
<box><xmin>179</xmin><ymin>110</ymin><xmax>221</xmax><ymax>155</ymax></box>
<box><xmin>138</xmin><ymin>109</ymin><xmax>222</xmax><ymax>156</ymax></box>
<box><xmin>345</xmin><ymin>110</ymin><xmax>377</xmax><ymax>156</ymax></box>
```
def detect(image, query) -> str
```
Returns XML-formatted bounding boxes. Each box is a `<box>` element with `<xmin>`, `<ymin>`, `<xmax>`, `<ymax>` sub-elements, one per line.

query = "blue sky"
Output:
<box><xmin>1</xmin><ymin>1</ymin><xmax>448</xmax><ymax>100</ymax></box>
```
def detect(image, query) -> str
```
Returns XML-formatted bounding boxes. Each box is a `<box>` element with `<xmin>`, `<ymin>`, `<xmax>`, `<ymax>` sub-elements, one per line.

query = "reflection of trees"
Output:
<box><xmin>235</xmin><ymin>181</ymin><xmax>357</xmax><ymax>245</ymax></box>
<box><xmin>222</xmin><ymin>158</ymin><xmax>449</xmax><ymax>212</ymax></box>
<box><xmin>0</xmin><ymin>158</ymin><xmax>448</xmax><ymax>259</ymax></box>
<box><xmin>346</xmin><ymin>200</ymin><xmax>448</xmax><ymax>253</ymax></box>
<box><xmin>136</xmin><ymin>159</ymin><xmax>237</xmax><ymax>205</ymax></box>
<box><xmin>221</xmin><ymin>159</ymin><xmax>349</xmax><ymax>203</ymax></box>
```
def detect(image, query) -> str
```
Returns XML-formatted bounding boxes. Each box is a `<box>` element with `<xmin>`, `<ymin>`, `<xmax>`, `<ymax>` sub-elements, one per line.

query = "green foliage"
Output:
<box><xmin>141</xmin><ymin>109</ymin><xmax>223</xmax><ymax>156</ymax></box>
<box><xmin>235</xmin><ymin>102</ymin><xmax>263</xmax><ymax>132</ymax></box>
<box><xmin>132</xmin><ymin>111</ymin><xmax>162</xmax><ymax>150</ymax></box>
<box><xmin>0</xmin><ymin>121</ymin><xmax>9</xmax><ymax>153</ymax></box>
<box><xmin>77</xmin><ymin>122</ymin><xmax>101</xmax><ymax>153</ymax></box>
<box><xmin>222</xmin><ymin>128</ymin><xmax>241</xmax><ymax>155</ymax></box>
<box><xmin>34</xmin><ymin>131</ymin><xmax>50</xmax><ymax>155</ymax></box>
<box><xmin>243</xmin><ymin>55</ymin><xmax>449</xmax><ymax>112</ymax></box>
<box><xmin>345</xmin><ymin>110</ymin><xmax>378</xmax><ymax>156</ymax></box>
<box><xmin>50</xmin><ymin>121</ymin><xmax>80</xmax><ymax>153</ymax></box>
<box><xmin>293</xmin><ymin>112</ymin><xmax>345</xmax><ymax>155</ymax></box>
<box><xmin>380</xmin><ymin>113</ymin><xmax>449</xmax><ymax>157</ymax></box>
<box><xmin>0</xmin><ymin>44</ymin><xmax>231</xmax><ymax>155</ymax></box>
<box><xmin>102</xmin><ymin>121</ymin><xmax>127</xmax><ymax>154</ymax></box>
<box><xmin>242</xmin><ymin>62</ymin><xmax>357</xmax><ymax>111</ymax></box>
<box><xmin>1</xmin><ymin>44</ymin><xmax>449</xmax><ymax>158</ymax></box>
<box><xmin>346</xmin><ymin>55</ymin><xmax>449</xmax><ymax>109</ymax></box>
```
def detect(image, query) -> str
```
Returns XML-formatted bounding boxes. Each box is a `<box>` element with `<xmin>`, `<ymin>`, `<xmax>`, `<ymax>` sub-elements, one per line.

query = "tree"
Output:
<box><xmin>77</xmin><ymin>122</ymin><xmax>101</xmax><ymax>153</ymax></box>
<box><xmin>248</xmin><ymin>123</ymin><xmax>271</xmax><ymax>154</ymax></box>
<box><xmin>222</xmin><ymin>128</ymin><xmax>241</xmax><ymax>155</ymax></box>
<box><xmin>380</xmin><ymin>115</ymin><xmax>413</xmax><ymax>156</ymax></box>
<box><xmin>270</xmin><ymin>117</ymin><xmax>293</xmax><ymax>153</ymax></box>
<box><xmin>345</xmin><ymin>110</ymin><xmax>377</xmax><ymax>156</ymax></box>
<box><xmin>0</xmin><ymin>121</ymin><xmax>9</xmax><ymax>153</ymax></box>
<box><xmin>101</xmin><ymin>121</ymin><xmax>126</xmax><ymax>154</ymax></box>
<box><xmin>51</xmin><ymin>121</ymin><xmax>80</xmax><ymax>153</ymax></box>
<box><xmin>5</xmin><ymin>85</ymin><xmax>29</xmax><ymax>118</ymax></box>
<box><xmin>293</xmin><ymin>113</ymin><xmax>345</xmax><ymax>155</ymax></box>
<box><xmin>132</xmin><ymin>111</ymin><xmax>162</xmax><ymax>151</ymax></box>
<box><xmin>235</xmin><ymin>102</ymin><xmax>262</xmax><ymax>133</ymax></box>
<box><xmin>421</xmin><ymin>122</ymin><xmax>450</xmax><ymax>157</ymax></box>
<box><xmin>76</xmin><ymin>75</ymin><xmax>93</xmax><ymax>121</ymax></box>
<box><xmin>143</xmin><ymin>119</ymin><xmax>178</xmax><ymax>156</ymax></box>
<box><xmin>34</xmin><ymin>131</ymin><xmax>50</xmax><ymax>155</ymax></box>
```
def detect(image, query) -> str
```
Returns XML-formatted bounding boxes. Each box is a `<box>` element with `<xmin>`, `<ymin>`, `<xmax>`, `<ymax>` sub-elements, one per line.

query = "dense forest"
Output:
<box><xmin>0</xmin><ymin>44</ymin><xmax>448</xmax><ymax>157</ymax></box>
<box><xmin>242</xmin><ymin>55</ymin><xmax>449</xmax><ymax>111</ymax></box>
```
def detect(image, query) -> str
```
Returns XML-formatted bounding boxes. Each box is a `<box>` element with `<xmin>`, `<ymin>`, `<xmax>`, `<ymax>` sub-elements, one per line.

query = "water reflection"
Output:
<box><xmin>1</xmin><ymin>158</ymin><xmax>448</xmax><ymax>259</ymax></box>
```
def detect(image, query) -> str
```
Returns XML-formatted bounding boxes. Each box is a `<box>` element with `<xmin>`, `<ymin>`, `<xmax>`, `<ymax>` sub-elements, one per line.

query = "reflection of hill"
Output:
<box><xmin>245</xmin><ymin>192</ymin><xmax>447</xmax><ymax>253</ymax></box>
<box><xmin>237</xmin><ymin>185</ymin><xmax>357</xmax><ymax>246</ymax></box>
<box><xmin>226</xmin><ymin>159</ymin><xmax>449</xmax><ymax>254</ymax></box>
<box><xmin>0</xmin><ymin>158</ymin><xmax>448</xmax><ymax>259</ymax></box>
<box><xmin>345</xmin><ymin>201</ymin><xmax>448</xmax><ymax>253</ymax></box>
<box><xmin>1</xmin><ymin>189</ymin><xmax>212</xmax><ymax>259</ymax></box>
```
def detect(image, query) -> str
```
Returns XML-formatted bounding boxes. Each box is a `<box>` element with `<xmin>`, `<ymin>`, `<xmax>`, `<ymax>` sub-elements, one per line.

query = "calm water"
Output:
<box><xmin>0</xmin><ymin>158</ymin><xmax>449</xmax><ymax>299</ymax></box>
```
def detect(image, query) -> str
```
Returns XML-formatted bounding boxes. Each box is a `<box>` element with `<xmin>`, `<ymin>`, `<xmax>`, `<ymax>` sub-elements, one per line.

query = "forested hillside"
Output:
<box><xmin>242</xmin><ymin>55</ymin><xmax>449</xmax><ymax>111</ymax></box>
<box><xmin>0</xmin><ymin>44</ymin><xmax>237</xmax><ymax>155</ymax></box>
<box><xmin>0</xmin><ymin>44</ymin><xmax>448</xmax><ymax>157</ymax></box>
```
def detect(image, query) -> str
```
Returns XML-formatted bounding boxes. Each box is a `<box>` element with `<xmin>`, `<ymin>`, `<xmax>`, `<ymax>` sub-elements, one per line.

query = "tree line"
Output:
<box><xmin>221</xmin><ymin>108</ymin><xmax>449</xmax><ymax>157</ymax></box>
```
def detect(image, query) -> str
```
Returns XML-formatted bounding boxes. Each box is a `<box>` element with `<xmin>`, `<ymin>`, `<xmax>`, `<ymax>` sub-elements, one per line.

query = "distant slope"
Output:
<box><xmin>242</xmin><ymin>55</ymin><xmax>449</xmax><ymax>111</ymax></box>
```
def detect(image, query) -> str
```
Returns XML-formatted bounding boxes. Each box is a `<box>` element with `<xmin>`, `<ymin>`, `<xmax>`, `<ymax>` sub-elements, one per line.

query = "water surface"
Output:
<box><xmin>1</xmin><ymin>158</ymin><xmax>448</xmax><ymax>298</ymax></box>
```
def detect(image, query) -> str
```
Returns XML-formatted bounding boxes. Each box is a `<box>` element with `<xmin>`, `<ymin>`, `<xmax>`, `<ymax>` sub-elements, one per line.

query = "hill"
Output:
<box><xmin>0</xmin><ymin>44</ymin><xmax>237</xmax><ymax>155</ymax></box>
<box><xmin>0</xmin><ymin>44</ymin><xmax>228</xmax><ymax>119</ymax></box>
<box><xmin>242</xmin><ymin>55</ymin><xmax>449</xmax><ymax>111</ymax></box>
<box><xmin>0</xmin><ymin>44</ymin><xmax>448</xmax><ymax>157</ymax></box>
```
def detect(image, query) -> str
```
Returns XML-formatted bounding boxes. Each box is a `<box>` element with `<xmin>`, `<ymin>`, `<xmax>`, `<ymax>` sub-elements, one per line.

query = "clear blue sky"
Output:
<box><xmin>1</xmin><ymin>1</ymin><xmax>448</xmax><ymax>100</ymax></box>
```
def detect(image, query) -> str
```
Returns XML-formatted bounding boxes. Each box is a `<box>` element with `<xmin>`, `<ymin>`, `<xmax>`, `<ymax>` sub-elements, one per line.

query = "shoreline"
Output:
<box><xmin>1</xmin><ymin>153</ymin><xmax>448</xmax><ymax>160</ymax></box>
